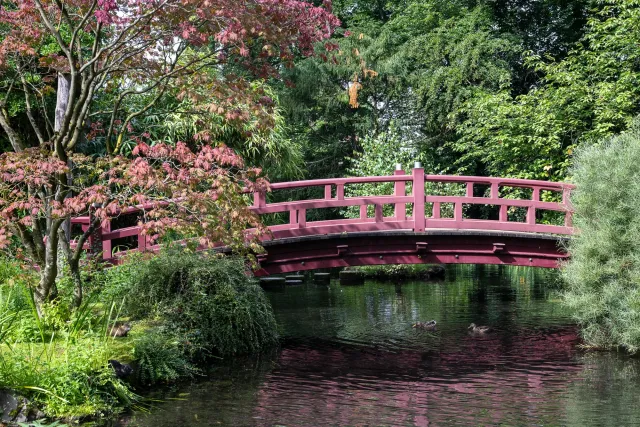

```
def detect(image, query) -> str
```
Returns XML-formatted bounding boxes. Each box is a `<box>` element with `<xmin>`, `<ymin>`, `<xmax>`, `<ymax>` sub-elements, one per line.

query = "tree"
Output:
<box><xmin>455</xmin><ymin>0</ymin><xmax>640</xmax><ymax>181</ymax></box>
<box><xmin>0</xmin><ymin>0</ymin><xmax>339</xmax><ymax>309</ymax></box>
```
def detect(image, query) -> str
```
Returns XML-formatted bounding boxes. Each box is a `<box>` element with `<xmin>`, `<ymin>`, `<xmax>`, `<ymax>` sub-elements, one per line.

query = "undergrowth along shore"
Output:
<box><xmin>349</xmin><ymin>264</ymin><xmax>446</xmax><ymax>280</ymax></box>
<box><xmin>0</xmin><ymin>249</ymin><xmax>279</xmax><ymax>423</ymax></box>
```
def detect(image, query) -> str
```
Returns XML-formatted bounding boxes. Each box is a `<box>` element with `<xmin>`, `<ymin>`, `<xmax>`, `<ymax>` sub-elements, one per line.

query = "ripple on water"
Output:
<box><xmin>119</xmin><ymin>266</ymin><xmax>640</xmax><ymax>427</ymax></box>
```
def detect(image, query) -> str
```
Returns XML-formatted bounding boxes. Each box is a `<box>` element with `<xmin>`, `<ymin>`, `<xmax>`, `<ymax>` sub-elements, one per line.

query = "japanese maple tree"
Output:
<box><xmin>0</xmin><ymin>0</ymin><xmax>339</xmax><ymax>309</ymax></box>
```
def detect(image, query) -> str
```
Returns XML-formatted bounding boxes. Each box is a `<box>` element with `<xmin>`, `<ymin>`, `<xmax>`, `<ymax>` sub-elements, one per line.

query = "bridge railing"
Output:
<box><xmin>72</xmin><ymin>167</ymin><xmax>574</xmax><ymax>261</ymax></box>
<box><xmin>251</xmin><ymin>168</ymin><xmax>574</xmax><ymax>239</ymax></box>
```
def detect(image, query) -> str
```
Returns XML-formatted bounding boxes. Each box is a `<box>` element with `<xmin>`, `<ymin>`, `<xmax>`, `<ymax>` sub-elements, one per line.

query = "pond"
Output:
<box><xmin>119</xmin><ymin>265</ymin><xmax>640</xmax><ymax>426</ymax></box>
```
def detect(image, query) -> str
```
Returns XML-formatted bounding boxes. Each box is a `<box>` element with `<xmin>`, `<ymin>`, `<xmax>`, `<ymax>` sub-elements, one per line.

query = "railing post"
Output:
<box><xmin>527</xmin><ymin>186</ymin><xmax>540</xmax><ymax>226</ymax></box>
<box><xmin>138</xmin><ymin>232</ymin><xmax>148</xmax><ymax>252</ymax></box>
<box><xmin>563</xmin><ymin>187</ymin><xmax>573</xmax><ymax>227</ymax></box>
<box><xmin>253</xmin><ymin>190</ymin><xmax>266</xmax><ymax>208</ymax></box>
<box><xmin>102</xmin><ymin>221</ymin><xmax>111</xmax><ymax>260</ymax></box>
<box><xmin>394</xmin><ymin>169</ymin><xmax>406</xmax><ymax>221</ymax></box>
<box><xmin>88</xmin><ymin>206</ymin><xmax>103</xmax><ymax>259</ymax></box>
<box><xmin>413</xmin><ymin>167</ymin><xmax>425</xmax><ymax>232</ymax></box>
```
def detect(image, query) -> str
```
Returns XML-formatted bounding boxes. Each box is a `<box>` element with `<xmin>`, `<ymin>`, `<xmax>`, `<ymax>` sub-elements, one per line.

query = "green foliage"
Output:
<box><xmin>0</xmin><ymin>267</ymin><xmax>136</xmax><ymax>419</ymax></box>
<box><xmin>343</xmin><ymin>127</ymin><xmax>463</xmax><ymax>218</ymax></box>
<box><xmin>342</xmin><ymin>127</ymin><xmax>425</xmax><ymax>217</ymax></box>
<box><xmin>133</xmin><ymin>330</ymin><xmax>197</xmax><ymax>385</ymax></box>
<box><xmin>109</xmin><ymin>85</ymin><xmax>304</xmax><ymax>182</ymax></box>
<box><xmin>351</xmin><ymin>264</ymin><xmax>435</xmax><ymax>279</ymax></box>
<box><xmin>99</xmin><ymin>249</ymin><xmax>279</xmax><ymax>359</ymax></box>
<box><xmin>368</xmin><ymin>4</ymin><xmax>518</xmax><ymax>141</ymax></box>
<box><xmin>562</xmin><ymin>120</ymin><xmax>640</xmax><ymax>352</ymax></box>
<box><xmin>456</xmin><ymin>0</ymin><xmax>640</xmax><ymax>180</ymax></box>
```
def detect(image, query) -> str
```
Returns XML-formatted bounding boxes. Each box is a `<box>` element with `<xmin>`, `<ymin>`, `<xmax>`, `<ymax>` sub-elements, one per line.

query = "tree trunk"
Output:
<box><xmin>56</xmin><ymin>73</ymin><xmax>73</xmax><ymax>241</ymax></box>
<box><xmin>34</xmin><ymin>232</ymin><xmax>60</xmax><ymax>314</ymax></box>
<box><xmin>33</xmin><ymin>222</ymin><xmax>62</xmax><ymax>314</ymax></box>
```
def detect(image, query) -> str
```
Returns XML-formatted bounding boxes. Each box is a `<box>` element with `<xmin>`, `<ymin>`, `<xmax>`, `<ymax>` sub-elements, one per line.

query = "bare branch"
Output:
<box><xmin>19</xmin><ymin>72</ymin><xmax>46</xmax><ymax>146</ymax></box>
<box><xmin>32</xmin><ymin>0</ymin><xmax>74</xmax><ymax>68</ymax></box>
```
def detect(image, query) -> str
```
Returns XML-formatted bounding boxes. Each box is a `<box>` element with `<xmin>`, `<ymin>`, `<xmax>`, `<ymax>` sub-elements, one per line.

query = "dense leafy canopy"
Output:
<box><xmin>276</xmin><ymin>0</ymin><xmax>640</xmax><ymax>182</ymax></box>
<box><xmin>0</xmin><ymin>0</ymin><xmax>338</xmax><ymax>307</ymax></box>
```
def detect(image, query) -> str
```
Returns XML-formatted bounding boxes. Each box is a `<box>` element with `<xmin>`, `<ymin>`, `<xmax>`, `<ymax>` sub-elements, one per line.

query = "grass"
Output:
<box><xmin>0</xmin><ymin>248</ymin><xmax>279</xmax><ymax>421</ymax></box>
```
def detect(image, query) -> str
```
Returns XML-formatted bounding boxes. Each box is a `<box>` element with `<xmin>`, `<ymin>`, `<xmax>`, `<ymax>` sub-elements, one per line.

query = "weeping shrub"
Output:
<box><xmin>562</xmin><ymin>120</ymin><xmax>640</xmax><ymax>352</ymax></box>
<box><xmin>133</xmin><ymin>330</ymin><xmax>198</xmax><ymax>385</ymax></box>
<box><xmin>100</xmin><ymin>249</ymin><xmax>279</xmax><ymax>359</ymax></box>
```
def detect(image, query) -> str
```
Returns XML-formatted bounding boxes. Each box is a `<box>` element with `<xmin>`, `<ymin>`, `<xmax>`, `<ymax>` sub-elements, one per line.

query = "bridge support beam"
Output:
<box><xmin>255</xmin><ymin>230</ymin><xmax>568</xmax><ymax>276</ymax></box>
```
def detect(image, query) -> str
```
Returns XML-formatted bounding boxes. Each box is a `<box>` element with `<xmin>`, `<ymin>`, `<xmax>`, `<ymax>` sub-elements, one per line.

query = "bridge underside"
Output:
<box><xmin>253</xmin><ymin>230</ymin><xmax>568</xmax><ymax>276</ymax></box>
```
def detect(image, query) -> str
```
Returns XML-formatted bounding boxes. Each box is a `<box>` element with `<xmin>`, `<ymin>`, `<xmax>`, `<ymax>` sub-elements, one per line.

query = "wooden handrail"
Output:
<box><xmin>73</xmin><ymin>169</ymin><xmax>575</xmax><ymax>263</ymax></box>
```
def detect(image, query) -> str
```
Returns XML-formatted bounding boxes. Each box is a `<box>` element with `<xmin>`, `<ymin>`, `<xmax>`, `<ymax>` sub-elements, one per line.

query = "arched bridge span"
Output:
<box><xmin>73</xmin><ymin>168</ymin><xmax>575</xmax><ymax>273</ymax></box>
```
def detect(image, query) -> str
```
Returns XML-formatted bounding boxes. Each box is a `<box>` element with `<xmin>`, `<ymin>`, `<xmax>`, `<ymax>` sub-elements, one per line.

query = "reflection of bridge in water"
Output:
<box><xmin>74</xmin><ymin>167</ymin><xmax>575</xmax><ymax>273</ymax></box>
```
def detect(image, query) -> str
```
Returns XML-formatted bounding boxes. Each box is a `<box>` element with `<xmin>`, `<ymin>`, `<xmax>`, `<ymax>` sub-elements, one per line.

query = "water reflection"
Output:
<box><xmin>120</xmin><ymin>265</ymin><xmax>640</xmax><ymax>427</ymax></box>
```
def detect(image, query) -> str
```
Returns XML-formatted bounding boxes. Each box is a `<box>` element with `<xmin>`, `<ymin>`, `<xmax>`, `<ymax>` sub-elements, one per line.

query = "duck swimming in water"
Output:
<box><xmin>468</xmin><ymin>323</ymin><xmax>491</xmax><ymax>334</ymax></box>
<box><xmin>412</xmin><ymin>320</ymin><xmax>437</xmax><ymax>331</ymax></box>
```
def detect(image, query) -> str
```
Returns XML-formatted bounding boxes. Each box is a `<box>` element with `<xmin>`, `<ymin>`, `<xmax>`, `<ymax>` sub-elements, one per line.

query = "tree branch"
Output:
<box><xmin>19</xmin><ymin>70</ymin><xmax>46</xmax><ymax>146</ymax></box>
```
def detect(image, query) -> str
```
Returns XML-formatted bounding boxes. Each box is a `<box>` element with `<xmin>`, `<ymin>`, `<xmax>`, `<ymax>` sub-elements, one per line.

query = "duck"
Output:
<box><xmin>412</xmin><ymin>320</ymin><xmax>437</xmax><ymax>331</ymax></box>
<box><xmin>468</xmin><ymin>323</ymin><xmax>491</xmax><ymax>334</ymax></box>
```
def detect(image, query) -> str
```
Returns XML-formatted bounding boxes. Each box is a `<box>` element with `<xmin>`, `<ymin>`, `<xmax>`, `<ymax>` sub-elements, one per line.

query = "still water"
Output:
<box><xmin>122</xmin><ymin>265</ymin><xmax>640</xmax><ymax>426</ymax></box>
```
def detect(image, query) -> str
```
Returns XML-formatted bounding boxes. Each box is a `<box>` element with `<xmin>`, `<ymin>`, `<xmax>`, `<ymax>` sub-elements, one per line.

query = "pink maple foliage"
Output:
<box><xmin>0</xmin><ymin>0</ymin><xmax>339</xmax><ymax>309</ymax></box>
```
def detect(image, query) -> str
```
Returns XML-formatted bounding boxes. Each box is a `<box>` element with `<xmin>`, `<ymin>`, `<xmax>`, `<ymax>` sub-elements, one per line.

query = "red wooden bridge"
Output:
<box><xmin>73</xmin><ymin>167</ymin><xmax>575</xmax><ymax>274</ymax></box>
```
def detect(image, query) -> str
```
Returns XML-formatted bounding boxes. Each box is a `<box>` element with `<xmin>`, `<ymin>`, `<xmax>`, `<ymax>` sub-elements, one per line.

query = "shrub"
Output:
<box><xmin>133</xmin><ymin>330</ymin><xmax>198</xmax><ymax>385</ymax></box>
<box><xmin>100</xmin><ymin>249</ymin><xmax>279</xmax><ymax>359</ymax></box>
<box><xmin>562</xmin><ymin>120</ymin><xmax>640</xmax><ymax>352</ymax></box>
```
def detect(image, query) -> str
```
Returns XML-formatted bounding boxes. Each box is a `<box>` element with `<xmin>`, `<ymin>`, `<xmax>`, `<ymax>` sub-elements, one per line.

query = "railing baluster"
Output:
<box><xmin>564</xmin><ymin>187</ymin><xmax>573</xmax><ymax>227</ymax></box>
<box><xmin>375</xmin><ymin>204</ymin><xmax>383</xmax><ymax>223</ymax></box>
<box><xmin>499</xmin><ymin>205</ymin><xmax>508</xmax><ymax>222</ymax></box>
<box><xmin>394</xmin><ymin>169</ymin><xmax>406</xmax><ymax>221</ymax></box>
<box><xmin>491</xmin><ymin>182</ymin><xmax>499</xmax><ymax>199</ymax></box>
<box><xmin>299</xmin><ymin>209</ymin><xmax>306</xmax><ymax>228</ymax></box>
<box><xmin>102</xmin><ymin>221</ymin><xmax>111</xmax><ymax>260</ymax></box>
<box><xmin>289</xmin><ymin>209</ymin><xmax>297</xmax><ymax>225</ymax></box>
<box><xmin>466</xmin><ymin>182</ymin><xmax>473</xmax><ymax>198</ymax></box>
<box><xmin>360</xmin><ymin>205</ymin><xmax>367</xmax><ymax>220</ymax></box>
<box><xmin>413</xmin><ymin>167</ymin><xmax>425</xmax><ymax>232</ymax></box>
<box><xmin>432</xmin><ymin>202</ymin><xmax>441</xmax><ymax>219</ymax></box>
<box><xmin>565</xmin><ymin>211</ymin><xmax>573</xmax><ymax>227</ymax></box>
<box><xmin>337</xmin><ymin>184</ymin><xmax>344</xmax><ymax>200</ymax></box>
<box><xmin>454</xmin><ymin>202</ymin><xmax>463</xmax><ymax>222</ymax></box>
<box><xmin>527</xmin><ymin>205</ymin><xmax>536</xmax><ymax>225</ymax></box>
<box><xmin>138</xmin><ymin>231</ymin><xmax>147</xmax><ymax>252</ymax></box>
<box><xmin>324</xmin><ymin>184</ymin><xmax>332</xmax><ymax>199</ymax></box>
